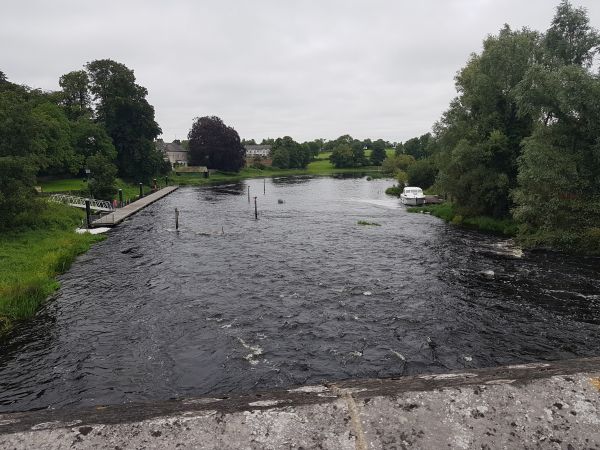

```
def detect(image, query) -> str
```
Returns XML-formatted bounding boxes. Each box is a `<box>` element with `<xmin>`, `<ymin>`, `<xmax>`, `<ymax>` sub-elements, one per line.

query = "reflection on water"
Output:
<box><xmin>0</xmin><ymin>176</ymin><xmax>599</xmax><ymax>412</ymax></box>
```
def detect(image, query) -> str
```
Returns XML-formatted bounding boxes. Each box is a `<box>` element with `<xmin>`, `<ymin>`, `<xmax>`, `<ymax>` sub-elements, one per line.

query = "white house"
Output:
<box><xmin>245</xmin><ymin>145</ymin><xmax>271</xmax><ymax>158</ymax></box>
<box><xmin>157</xmin><ymin>140</ymin><xmax>189</xmax><ymax>167</ymax></box>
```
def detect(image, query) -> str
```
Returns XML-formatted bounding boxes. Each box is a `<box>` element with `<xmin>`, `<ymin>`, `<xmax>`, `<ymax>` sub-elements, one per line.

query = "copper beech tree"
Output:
<box><xmin>188</xmin><ymin>116</ymin><xmax>245</xmax><ymax>172</ymax></box>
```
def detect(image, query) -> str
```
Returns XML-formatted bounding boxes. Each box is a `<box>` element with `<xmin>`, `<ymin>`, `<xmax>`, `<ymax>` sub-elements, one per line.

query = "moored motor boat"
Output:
<box><xmin>400</xmin><ymin>186</ymin><xmax>425</xmax><ymax>206</ymax></box>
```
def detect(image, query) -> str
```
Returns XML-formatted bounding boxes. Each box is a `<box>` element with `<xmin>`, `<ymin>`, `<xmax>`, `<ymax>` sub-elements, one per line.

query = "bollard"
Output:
<box><xmin>118</xmin><ymin>189</ymin><xmax>123</xmax><ymax>207</ymax></box>
<box><xmin>165</xmin><ymin>176</ymin><xmax>169</xmax><ymax>186</ymax></box>
<box><xmin>248</xmin><ymin>186</ymin><xmax>250</xmax><ymax>203</ymax></box>
<box><xmin>153</xmin><ymin>178</ymin><xmax>157</xmax><ymax>191</ymax></box>
<box><xmin>254</xmin><ymin>196</ymin><xmax>258</xmax><ymax>220</ymax></box>
<box><xmin>175</xmin><ymin>208</ymin><xmax>179</xmax><ymax>230</ymax></box>
<box><xmin>139</xmin><ymin>183</ymin><xmax>143</xmax><ymax>199</ymax></box>
<box><xmin>263</xmin><ymin>178</ymin><xmax>266</xmax><ymax>195</ymax></box>
<box><xmin>85</xmin><ymin>199</ymin><xmax>92</xmax><ymax>229</ymax></box>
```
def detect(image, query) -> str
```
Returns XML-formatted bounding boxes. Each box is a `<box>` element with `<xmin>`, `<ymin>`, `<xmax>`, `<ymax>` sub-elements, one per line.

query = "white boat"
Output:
<box><xmin>400</xmin><ymin>186</ymin><xmax>425</xmax><ymax>206</ymax></box>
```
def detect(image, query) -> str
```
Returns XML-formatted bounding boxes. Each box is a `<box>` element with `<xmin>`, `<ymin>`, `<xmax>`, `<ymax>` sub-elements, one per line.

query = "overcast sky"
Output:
<box><xmin>2</xmin><ymin>1</ymin><xmax>599</xmax><ymax>143</ymax></box>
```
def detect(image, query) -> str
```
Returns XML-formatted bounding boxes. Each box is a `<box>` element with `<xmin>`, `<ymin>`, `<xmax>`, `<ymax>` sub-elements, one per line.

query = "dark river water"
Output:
<box><xmin>1</xmin><ymin>176</ymin><xmax>600</xmax><ymax>412</ymax></box>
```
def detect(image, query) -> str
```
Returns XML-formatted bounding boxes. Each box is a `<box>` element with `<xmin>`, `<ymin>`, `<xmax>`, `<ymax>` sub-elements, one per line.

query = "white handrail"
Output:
<box><xmin>49</xmin><ymin>194</ymin><xmax>114</xmax><ymax>212</ymax></box>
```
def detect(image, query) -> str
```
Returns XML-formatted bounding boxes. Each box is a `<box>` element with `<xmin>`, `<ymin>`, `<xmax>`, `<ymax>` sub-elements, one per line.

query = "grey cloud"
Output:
<box><xmin>2</xmin><ymin>0</ymin><xmax>599</xmax><ymax>142</ymax></box>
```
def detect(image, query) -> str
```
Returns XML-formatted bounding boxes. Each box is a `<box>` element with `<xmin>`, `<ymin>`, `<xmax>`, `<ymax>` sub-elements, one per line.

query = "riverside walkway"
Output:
<box><xmin>1</xmin><ymin>357</ymin><xmax>599</xmax><ymax>448</ymax></box>
<box><xmin>92</xmin><ymin>186</ymin><xmax>178</xmax><ymax>227</ymax></box>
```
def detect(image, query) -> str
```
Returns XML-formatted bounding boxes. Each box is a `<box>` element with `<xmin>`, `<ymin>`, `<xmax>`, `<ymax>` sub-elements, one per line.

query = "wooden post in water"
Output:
<box><xmin>254</xmin><ymin>196</ymin><xmax>258</xmax><ymax>220</ymax></box>
<box><xmin>248</xmin><ymin>186</ymin><xmax>250</xmax><ymax>203</ymax></box>
<box><xmin>118</xmin><ymin>189</ymin><xmax>123</xmax><ymax>207</ymax></box>
<box><xmin>175</xmin><ymin>208</ymin><xmax>179</xmax><ymax>230</ymax></box>
<box><xmin>139</xmin><ymin>183</ymin><xmax>143</xmax><ymax>199</ymax></box>
<box><xmin>85</xmin><ymin>199</ymin><xmax>92</xmax><ymax>229</ymax></box>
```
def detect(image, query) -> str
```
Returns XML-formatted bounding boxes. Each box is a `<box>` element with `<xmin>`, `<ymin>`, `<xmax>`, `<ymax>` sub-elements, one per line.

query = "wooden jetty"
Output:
<box><xmin>92</xmin><ymin>186</ymin><xmax>178</xmax><ymax>227</ymax></box>
<box><xmin>424</xmin><ymin>195</ymin><xmax>444</xmax><ymax>204</ymax></box>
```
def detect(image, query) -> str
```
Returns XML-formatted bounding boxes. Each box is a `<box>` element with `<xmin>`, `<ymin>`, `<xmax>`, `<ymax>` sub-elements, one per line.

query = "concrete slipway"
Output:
<box><xmin>1</xmin><ymin>357</ymin><xmax>599</xmax><ymax>449</ymax></box>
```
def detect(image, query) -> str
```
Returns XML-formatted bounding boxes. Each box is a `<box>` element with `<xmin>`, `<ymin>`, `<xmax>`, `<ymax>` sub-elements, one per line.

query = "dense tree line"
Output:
<box><xmin>413</xmin><ymin>1</ymin><xmax>600</xmax><ymax>252</ymax></box>
<box><xmin>271</xmin><ymin>136</ymin><xmax>310</xmax><ymax>169</ymax></box>
<box><xmin>243</xmin><ymin>135</ymin><xmax>389</xmax><ymax>168</ymax></box>
<box><xmin>0</xmin><ymin>60</ymin><xmax>168</xmax><ymax>230</ymax></box>
<box><xmin>326</xmin><ymin>135</ymin><xmax>389</xmax><ymax>168</ymax></box>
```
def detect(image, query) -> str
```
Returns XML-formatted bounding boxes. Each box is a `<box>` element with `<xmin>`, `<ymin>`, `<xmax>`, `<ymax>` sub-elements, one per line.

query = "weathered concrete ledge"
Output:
<box><xmin>1</xmin><ymin>358</ymin><xmax>600</xmax><ymax>449</ymax></box>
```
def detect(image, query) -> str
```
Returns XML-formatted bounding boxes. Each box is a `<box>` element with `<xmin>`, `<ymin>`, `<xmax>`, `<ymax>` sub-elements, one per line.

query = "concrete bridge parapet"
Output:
<box><xmin>1</xmin><ymin>357</ymin><xmax>599</xmax><ymax>449</ymax></box>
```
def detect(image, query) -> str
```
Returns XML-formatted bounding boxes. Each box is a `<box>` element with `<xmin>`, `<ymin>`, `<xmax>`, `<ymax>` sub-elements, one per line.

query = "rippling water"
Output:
<box><xmin>1</xmin><ymin>176</ymin><xmax>599</xmax><ymax>412</ymax></box>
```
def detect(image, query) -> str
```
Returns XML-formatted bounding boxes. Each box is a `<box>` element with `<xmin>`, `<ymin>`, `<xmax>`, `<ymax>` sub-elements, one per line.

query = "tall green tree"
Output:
<box><xmin>270</xmin><ymin>136</ymin><xmax>309</xmax><ymax>169</ymax></box>
<box><xmin>85</xmin><ymin>59</ymin><xmax>165</xmax><ymax>180</ymax></box>
<box><xmin>271</xmin><ymin>146</ymin><xmax>290</xmax><ymax>169</ymax></box>
<box><xmin>381</xmin><ymin>154</ymin><xmax>415</xmax><ymax>175</ymax></box>
<box><xmin>407</xmin><ymin>160</ymin><xmax>438</xmax><ymax>189</ymax></box>
<box><xmin>370</xmin><ymin>139</ymin><xmax>387</xmax><ymax>165</ymax></box>
<box><xmin>434</xmin><ymin>24</ymin><xmax>539</xmax><ymax>217</ymax></box>
<box><xmin>543</xmin><ymin>0</ymin><xmax>600</xmax><ymax>67</ymax></box>
<box><xmin>511</xmin><ymin>1</ymin><xmax>600</xmax><ymax>251</ymax></box>
<box><xmin>59</xmin><ymin>70</ymin><xmax>91</xmax><ymax>120</ymax></box>
<box><xmin>0</xmin><ymin>157</ymin><xmax>38</xmax><ymax>230</ymax></box>
<box><xmin>329</xmin><ymin>143</ymin><xmax>354</xmax><ymax>168</ymax></box>
<box><xmin>31</xmin><ymin>102</ymin><xmax>80</xmax><ymax>175</ymax></box>
<box><xmin>351</xmin><ymin>140</ymin><xmax>368</xmax><ymax>167</ymax></box>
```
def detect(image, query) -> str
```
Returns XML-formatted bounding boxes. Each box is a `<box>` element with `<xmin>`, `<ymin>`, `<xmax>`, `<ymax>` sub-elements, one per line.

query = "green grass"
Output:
<box><xmin>0</xmin><ymin>203</ymin><xmax>104</xmax><ymax>336</ymax></box>
<box><xmin>39</xmin><ymin>178</ymin><xmax>87</xmax><ymax>193</ymax></box>
<box><xmin>38</xmin><ymin>177</ymin><xmax>159</xmax><ymax>203</ymax></box>
<box><xmin>407</xmin><ymin>203</ymin><xmax>518</xmax><ymax>236</ymax></box>
<box><xmin>173</xmin><ymin>160</ymin><xmax>387</xmax><ymax>186</ymax></box>
<box><xmin>114</xmin><ymin>178</ymin><xmax>157</xmax><ymax>202</ymax></box>
<box><xmin>358</xmin><ymin>220</ymin><xmax>381</xmax><ymax>226</ymax></box>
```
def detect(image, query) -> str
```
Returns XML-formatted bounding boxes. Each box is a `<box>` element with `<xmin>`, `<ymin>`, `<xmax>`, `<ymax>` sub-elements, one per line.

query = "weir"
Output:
<box><xmin>91</xmin><ymin>186</ymin><xmax>178</xmax><ymax>227</ymax></box>
<box><xmin>0</xmin><ymin>358</ymin><xmax>599</xmax><ymax>448</ymax></box>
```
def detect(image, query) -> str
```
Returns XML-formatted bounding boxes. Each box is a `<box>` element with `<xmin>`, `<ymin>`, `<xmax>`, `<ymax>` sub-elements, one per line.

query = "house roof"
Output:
<box><xmin>164</xmin><ymin>142</ymin><xmax>187</xmax><ymax>153</ymax></box>
<box><xmin>245</xmin><ymin>145</ymin><xmax>271</xmax><ymax>151</ymax></box>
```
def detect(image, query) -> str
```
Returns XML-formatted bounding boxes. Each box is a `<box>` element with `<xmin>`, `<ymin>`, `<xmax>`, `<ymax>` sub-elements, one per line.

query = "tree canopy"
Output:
<box><xmin>429</xmin><ymin>0</ymin><xmax>600</xmax><ymax>252</ymax></box>
<box><xmin>0</xmin><ymin>60</ymin><xmax>170</xmax><ymax>229</ymax></box>
<box><xmin>271</xmin><ymin>136</ymin><xmax>310</xmax><ymax>169</ymax></box>
<box><xmin>188</xmin><ymin>116</ymin><xmax>245</xmax><ymax>172</ymax></box>
<box><xmin>85</xmin><ymin>59</ymin><xmax>166</xmax><ymax>181</ymax></box>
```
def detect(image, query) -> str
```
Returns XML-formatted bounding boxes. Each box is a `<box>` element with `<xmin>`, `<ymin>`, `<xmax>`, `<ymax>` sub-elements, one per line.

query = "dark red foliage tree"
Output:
<box><xmin>188</xmin><ymin>116</ymin><xmax>245</xmax><ymax>172</ymax></box>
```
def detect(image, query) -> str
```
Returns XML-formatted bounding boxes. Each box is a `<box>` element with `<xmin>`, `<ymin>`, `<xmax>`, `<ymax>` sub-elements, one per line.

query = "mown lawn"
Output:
<box><xmin>0</xmin><ymin>203</ymin><xmax>104</xmax><ymax>336</ymax></box>
<box><xmin>39</xmin><ymin>178</ymin><xmax>87</xmax><ymax>193</ymax></box>
<box><xmin>39</xmin><ymin>177</ymin><xmax>159</xmax><ymax>203</ymax></box>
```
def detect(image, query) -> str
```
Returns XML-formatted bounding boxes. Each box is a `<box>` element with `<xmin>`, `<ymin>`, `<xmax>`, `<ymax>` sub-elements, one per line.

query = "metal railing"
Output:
<box><xmin>49</xmin><ymin>194</ymin><xmax>114</xmax><ymax>212</ymax></box>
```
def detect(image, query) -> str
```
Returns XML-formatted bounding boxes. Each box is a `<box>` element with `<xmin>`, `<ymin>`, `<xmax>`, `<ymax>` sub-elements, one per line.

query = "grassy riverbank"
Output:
<box><xmin>408</xmin><ymin>203</ymin><xmax>518</xmax><ymax>236</ymax></box>
<box><xmin>38</xmin><ymin>178</ymin><xmax>154</xmax><ymax>202</ymax></box>
<box><xmin>0</xmin><ymin>203</ymin><xmax>104</xmax><ymax>336</ymax></box>
<box><xmin>39</xmin><ymin>156</ymin><xmax>387</xmax><ymax>193</ymax></box>
<box><xmin>172</xmin><ymin>163</ymin><xmax>384</xmax><ymax>186</ymax></box>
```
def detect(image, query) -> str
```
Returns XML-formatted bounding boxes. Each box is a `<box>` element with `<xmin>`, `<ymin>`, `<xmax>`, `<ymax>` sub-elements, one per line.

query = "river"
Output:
<box><xmin>1</xmin><ymin>176</ymin><xmax>599</xmax><ymax>412</ymax></box>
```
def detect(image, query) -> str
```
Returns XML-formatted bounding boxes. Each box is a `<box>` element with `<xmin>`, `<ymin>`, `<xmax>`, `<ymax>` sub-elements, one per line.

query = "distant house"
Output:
<box><xmin>157</xmin><ymin>139</ymin><xmax>188</xmax><ymax>167</ymax></box>
<box><xmin>245</xmin><ymin>145</ymin><xmax>271</xmax><ymax>158</ymax></box>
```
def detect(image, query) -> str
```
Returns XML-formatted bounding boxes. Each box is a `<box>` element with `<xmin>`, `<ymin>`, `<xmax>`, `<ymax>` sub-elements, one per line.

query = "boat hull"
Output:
<box><xmin>400</xmin><ymin>196</ymin><xmax>425</xmax><ymax>206</ymax></box>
